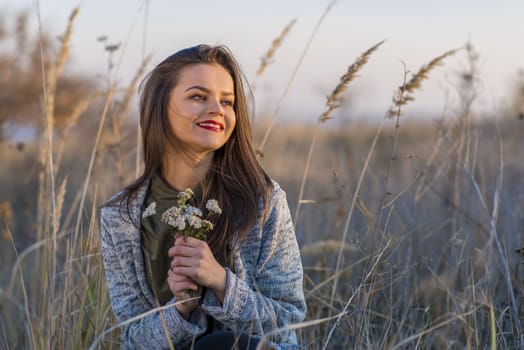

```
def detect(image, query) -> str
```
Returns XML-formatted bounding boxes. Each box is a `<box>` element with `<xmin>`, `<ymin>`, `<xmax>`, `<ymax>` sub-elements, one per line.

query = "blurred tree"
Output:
<box><xmin>0</xmin><ymin>9</ymin><xmax>96</xmax><ymax>140</ymax></box>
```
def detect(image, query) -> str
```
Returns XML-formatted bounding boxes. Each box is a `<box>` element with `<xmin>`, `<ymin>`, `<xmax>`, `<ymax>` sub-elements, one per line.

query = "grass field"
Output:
<box><xmin>1</xmin><ymin>5</ymin><xmax>523</xmax><ymax>350</ymax></box>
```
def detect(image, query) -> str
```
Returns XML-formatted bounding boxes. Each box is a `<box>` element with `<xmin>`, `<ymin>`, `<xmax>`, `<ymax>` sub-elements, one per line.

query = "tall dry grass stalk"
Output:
<box><xmin>256</xmin><ymin>18</ymin><xmax>297</xmax><ymax>77</ymax></box>
<box><xmin>464</xmin><ymin>125</ymin><xmax>523</xmax><ymax>343</ymax></box>
<box><xmin>257</xmin><ymin>0</ymin><xmax>337</xmax><ymax>155</ymax></box>
<box><xmin>136</xmin><ymin>0</ymin><xmax>151</xmax><ymax>179</ymax></box>
<box><xmin>358</xmin><ymin>52</ymin><xmax>461</xmax><ymax>338</ymax></box>
<box><xmin>33</xmin><ymin>6</ymin><xmax>79</xmax><ymax>348</ymax></box>
<box><xmin>54</xmin><ymin>176</ymin><xmax>67</xmax><ymax>234</ymax></box>
<box><xmin>70</xmin><ymin>0</ymin><xmax>153</xmax><ymax>240</ymax></box>
<box><xmin>327</xmin><ymin>119</ymin><xmax>386</xmax><ymax>309</ymax></box>
<box><xmin>74</xmin><ymin>83</ymin><xmax>116</xmax><ymax>237</ymax></box>
<box><xmin>0</xmin><ymin>202</ymin><xmax>13</xmax><ymax>241</ymax></box>
<box><xmin>292</xmin><ymin>40</ymin><xmax>385</xmax><ymax>293</ymax></box>
<box><xmin>108</xmin><ymin>56</ymin><xmax>152</xmax><ymax>187</ymax></box>
<box><xmin>5</xmin><ymin>226</ymin><xmax>36</xmax><ymax>349</ymax></box>
<box><xmin>378</xmin><ymin>48</ymin><xmax>460</xmax><ymax>233</ymax></box>
<box><xmin>449</xmin><ymin>42</ymin><xmax>480</xmax><ymax>248</ymax></box>
<box><xmin>44</xmin><ymin>7</ymin><xmax>79</xmax><ymax>123</ymax></box>
<box><xmin>55</xmin><ymin>92</ymin><xmax>103</xmax><ymax>169</ymax></box>
<box><xmin>386</xmin><ymin>48</ymin><xmax>459</xmax><ymax>118</ymax></box>
<box><xmin>294</xmin><ymin>40</ymin><xmax>385</xmax><ymax>223</ymax></box>
<box><xmin>320</xmin><ymin>40</ymin><xmax>385</xmax><ymax>122</ymax></box>
<box><xmin>251</xmin><ymin>18</ymin><xmax>297</xmax><ymax>129</ymax></box>
<box><xmin>256</xmin><ymin>239</ymin><xmax>391</xmax><ymax>350</ymax></box>
<box><xmin>322</xmin><ymin>238</ymin><xmax>391</xmax><ymax>349</ymax></box>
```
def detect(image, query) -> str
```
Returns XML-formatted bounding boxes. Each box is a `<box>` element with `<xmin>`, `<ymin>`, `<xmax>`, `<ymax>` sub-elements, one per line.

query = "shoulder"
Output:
<box><xmin>265</xmin><ymin>180</ymin><xmax>290</xmax><ymax>214</ymax></box>
<box><xmin>262</xmin><ymin>179</ymin><xmax>283</xmax><ymax>204</ymax></box>
<box><xmin>100</xmin><ymin>179</ymin><xmax>151</xmax><ymax>226</ymax></box>
<box><xmin>252</xmin><ymin>180</ymin><xmax>293</xmax><ymax>236</ymax></box>
<box><xmin>268</xmin><ymin>179</ymin><xmax>283</xmax><ymax>196</ymax></box>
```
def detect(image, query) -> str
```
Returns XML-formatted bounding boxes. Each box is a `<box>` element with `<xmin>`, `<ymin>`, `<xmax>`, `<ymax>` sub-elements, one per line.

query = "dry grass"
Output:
<box><xmin>257</xmin><ymin>0</ymin><xmax>337</xmax><ymax>155</ymax></box>
<box><xmin>320</xmin><ymin>40</ymin><xmax>385</xmax><ymax>123</ymax></box>
<box><xmin>1</xmin><ymin>4</ymin><xmax>524</xmax><ymax>350</ymax></box>
<box><xmin>256</xmin><ymin>18</ymin><xmax>297</xmax><ymax>77</ymax></box>
<box><xmin>387</xmin><ymin>48</ymin><xmax>460</xmax><ymax>118</ymax></box>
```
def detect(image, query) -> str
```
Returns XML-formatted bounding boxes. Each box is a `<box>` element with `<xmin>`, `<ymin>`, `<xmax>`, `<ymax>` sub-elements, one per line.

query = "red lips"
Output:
<box><xmin>196</xmin><ymin>120</ymin><xmax>225</xmax><ymax>132</ymax></box>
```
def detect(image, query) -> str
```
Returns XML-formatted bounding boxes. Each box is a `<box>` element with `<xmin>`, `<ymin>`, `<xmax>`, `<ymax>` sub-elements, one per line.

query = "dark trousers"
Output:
<box><xmin>192</xmin><ymin>331</ymin><xmax>261</xmax><ymax>350</ymax></box>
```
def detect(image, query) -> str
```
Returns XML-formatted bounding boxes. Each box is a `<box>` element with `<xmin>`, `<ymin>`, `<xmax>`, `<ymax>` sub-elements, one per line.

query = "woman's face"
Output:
<box><xmin>166</xmin><ymin>63</ymin><xmax>236</xmax><ymax>158</ymax></box>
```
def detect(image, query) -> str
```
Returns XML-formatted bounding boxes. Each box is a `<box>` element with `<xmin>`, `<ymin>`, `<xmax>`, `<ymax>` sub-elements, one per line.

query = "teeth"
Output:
<box><xmin>198</xmin><ymin>122</ymin><xmax>223</xmax><ymax>130</ymax></box>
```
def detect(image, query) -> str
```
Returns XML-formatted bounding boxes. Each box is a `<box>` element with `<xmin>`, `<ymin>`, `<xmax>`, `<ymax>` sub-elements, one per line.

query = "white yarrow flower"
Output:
<box><xmin>186</xmin><ymin>215</ymin><xmax>203</xmax><ymax>229</ymax></box>
<box><xmin>142</xmin><ymin>201</ymin><xmax>157</xmax><ymax>219</ymax></box>
<box><xmin>160</xmin><ymin>189</ymin><xmax>221</xmax><ymax>241</ymax></box>
<box><xmin>174</xmin><ymin>216</ymin><xmax>186</xmax><ymax>231</ymax></box>
<box><xmin>206</xmin><ymin>199</ymin><xmax>222</xmax><ymax>215</ymax></box>
<box><xmin>201</xmin><ymin>219</ymin><xmax>214</xmax><ymax>231</ymax></box>
<box><xmin>161</xmin><ymin>206</ymin><xmax>181</xmax><ymax>227</ymax></box>
<box><xmin>185</xmin><ymin>206</ymin><xmax>203</xmax><ymax>217</ymax></box>
<box><xmin>178</xmin><ymin>188</ymin><xmax>194</xmax><ymax>200</ymax></box>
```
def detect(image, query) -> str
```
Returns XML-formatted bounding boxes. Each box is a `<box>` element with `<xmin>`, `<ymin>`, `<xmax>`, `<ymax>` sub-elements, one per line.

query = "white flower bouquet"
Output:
<box><xmin>142</xmin><ymin>188</ymin><xmax>222</xmax><ymax>241</ymax></box>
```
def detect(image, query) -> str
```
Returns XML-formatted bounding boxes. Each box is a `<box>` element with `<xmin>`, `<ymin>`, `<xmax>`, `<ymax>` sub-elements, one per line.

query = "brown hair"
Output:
<box><xmin>114</xmin><ymin>44</ymin><xmax>272</xmax><ymax>257</ymax></box>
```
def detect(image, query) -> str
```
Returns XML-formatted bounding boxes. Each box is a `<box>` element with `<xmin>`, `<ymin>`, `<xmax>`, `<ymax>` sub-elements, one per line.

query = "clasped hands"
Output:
<box><xmin>167</xmin><ymin>236</ymin><xmax>227</xmax><ymax>319</ymax></box>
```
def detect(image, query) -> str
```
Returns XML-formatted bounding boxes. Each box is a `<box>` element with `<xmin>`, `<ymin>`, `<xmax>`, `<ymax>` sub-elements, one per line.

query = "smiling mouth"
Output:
<box><xmin>196</xmin><ymin>121</ymin><xmax>225</xmax><ymax>132</ymax></box>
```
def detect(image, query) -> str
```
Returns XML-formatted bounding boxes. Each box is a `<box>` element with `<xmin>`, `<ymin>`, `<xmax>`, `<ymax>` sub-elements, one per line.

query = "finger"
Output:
<box><xmin>168</xmin><ymin>246</ymin><xmax>176</xmax><ymax>258</ymax></box>
<box><xmin>168</xmin><ymin>236</ymin><xmax>192</xmax><ymax>257</ymax></box>
<box><xmin>167</xmin><ymin>272</ymin><xmax>197</xmax><ymax>285</ymax></box>
<box><xmin>169</xmin><ymin>244</ymin><xmax>200</xmax><ymax>259</ymax></box>
<box><xmin>168</xmin><ymin>268</ymin><xmax>174</xmax><ymax>277</ymax></box>
<box><xmin>170</xmin><ymin>255</ymin><xmax>200</xmax><ymax>268</ymax></box>
<box><xmin>171</xmin><ymin>266</ymin><xmax>201</xmax><ymax>280</ymax></box>
<box><xmin>167</xmin><ymin>276</ymin><xmax>198</xmax><ymax>292</ymax></box>
<box><xmin>175</xmin><ymin>235</ymin><xmax>204</xmax><ymax>248</ymax></box>
<box><xmin>175</xmin><ymin>281</ymin><xmax>199</xmax><ymax>292</ymax></box>
<box><xmin>168</xmin><ymin>242</ymin><xmax>192</xmax><ymax>257</ymax></box>
<box><xmin>171</xmin><ymin>274</ymin><xmax>194</xmax><ymax>284</ymax></box>
<box><xmin>171</xmin><ymin>257</ymin><xmax>203</xmax><ymax>273</ymax></box>
<box><xmin>168</xmin><ymin>268</ymin><xmax>197</xmax><ymax>283</ymax></box>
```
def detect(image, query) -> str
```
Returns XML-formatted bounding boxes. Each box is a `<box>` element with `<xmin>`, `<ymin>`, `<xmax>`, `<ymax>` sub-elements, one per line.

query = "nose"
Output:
<box><xmin>207</xmin><ymin>96</ymin><xmax>225</xmax><ymax>116</ymax></box>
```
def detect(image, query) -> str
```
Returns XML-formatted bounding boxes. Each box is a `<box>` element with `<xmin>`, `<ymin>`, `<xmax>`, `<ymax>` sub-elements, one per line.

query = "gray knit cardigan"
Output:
<box><xmin>100</xmin><ymin>179</ymin><xmax>306</xmax><ymax>349</ymax></box>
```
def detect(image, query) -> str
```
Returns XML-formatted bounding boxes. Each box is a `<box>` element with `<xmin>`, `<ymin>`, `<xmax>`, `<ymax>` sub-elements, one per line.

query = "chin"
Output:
<box><xmin>199</xmin><ymin>139</ymin><xmax>227</xmax><ymax>152</ymax></box>
<box><xmin>192</xmin><ymin>143</ymin><xmax>226</xmax><ymax>155</ymax></box>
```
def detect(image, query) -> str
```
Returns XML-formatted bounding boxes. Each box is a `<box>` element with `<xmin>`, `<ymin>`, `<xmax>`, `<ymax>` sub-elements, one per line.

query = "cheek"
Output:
<box><xmin>169</xmin><ymin>110</ymin><xmax>197</xmax><ymax>132</ymax></box>
<box><xmin>168</xmin><ymin>117</ymin><xmax>192</xmax><ymax>142</ymax></box>
<box><xmin>172</xmin><ymin>101</ymin><xmax>205</xmax><ymax>121</ymax></box>
<box><xmin>228</xmin><ymin>113</ymin><xmax>237</xmax><ymax>132</ymax></box>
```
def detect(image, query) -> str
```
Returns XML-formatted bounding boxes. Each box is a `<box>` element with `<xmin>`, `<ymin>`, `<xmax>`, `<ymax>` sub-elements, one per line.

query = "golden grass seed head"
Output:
<box><xmin>387</xmin><ymin>48</ymin><xmax>461</xmax><ymax>118</ymax></box>
<box><xmin>257</xmin><ymin>18</ymin><xmax>297</xmax><ymax>76</ymax></box>
<box><xmin>320</xmin><ymin>40</ymin><xmax>385</xmax><ymax>123</ymax></box>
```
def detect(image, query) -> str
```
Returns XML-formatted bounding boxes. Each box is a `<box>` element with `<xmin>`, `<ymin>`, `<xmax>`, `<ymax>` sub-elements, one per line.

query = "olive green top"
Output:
<box><xmin>140</xmin><ymin>173</ymin><xmax>202</xmax><ymax>305</ymax></box>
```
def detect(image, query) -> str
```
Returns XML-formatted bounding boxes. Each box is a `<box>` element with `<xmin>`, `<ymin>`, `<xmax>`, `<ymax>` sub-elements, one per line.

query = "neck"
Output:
<box><xmin>162</xmin><ymin>151</ymin><xmax>213</xmax><ymax>190</ymax></box>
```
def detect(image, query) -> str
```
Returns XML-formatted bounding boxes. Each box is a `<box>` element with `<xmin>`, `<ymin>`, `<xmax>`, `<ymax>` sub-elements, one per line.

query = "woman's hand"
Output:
<box><xmin>168</xmin><ymin>236</ymin><xmax>227</xmax><ymax>304</ymax></box>
<box><xmin>167</xmin><ymin>268</ymin><xmax>199</xmax><ymax>319</ymax></box>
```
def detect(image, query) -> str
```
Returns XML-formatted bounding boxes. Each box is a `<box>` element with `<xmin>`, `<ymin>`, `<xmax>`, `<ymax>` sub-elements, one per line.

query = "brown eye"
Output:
<box><xmin>191</xmin><ymin>94</ymin><xmax>205</xmax><ymax>102</ymax></box>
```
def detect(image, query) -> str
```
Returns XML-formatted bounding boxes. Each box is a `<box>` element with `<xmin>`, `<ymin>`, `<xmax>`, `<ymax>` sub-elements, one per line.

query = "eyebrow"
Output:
<box><xmin>184</xmin><ymin>85</ymin><xmax>234</xmax><ymax>96</ymax></box>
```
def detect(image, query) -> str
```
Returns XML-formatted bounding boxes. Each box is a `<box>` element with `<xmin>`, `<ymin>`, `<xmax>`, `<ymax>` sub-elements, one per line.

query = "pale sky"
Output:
<box><xmin>3</xmin><ymin>0</ymin><xmax>524</xmax><ymax>122</ymax></box>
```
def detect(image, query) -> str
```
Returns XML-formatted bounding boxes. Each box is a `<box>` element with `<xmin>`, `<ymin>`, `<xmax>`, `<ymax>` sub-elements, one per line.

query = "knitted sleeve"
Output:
<box><xmin>100</xmin><ymin>205</ymin><xmax>207</xmax><ymax>349</ymax></box>
<box><xmin>201</xmin><ymin>183</ymin><xmax>307</xmax><ymax>348</ymax></box>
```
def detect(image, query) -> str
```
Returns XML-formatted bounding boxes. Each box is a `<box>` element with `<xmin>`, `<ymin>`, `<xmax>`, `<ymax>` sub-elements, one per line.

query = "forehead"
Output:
<box><xmin>176</xmin><ymin>63</ymin><xmax>234</xmax><ymax>90</ymax></box>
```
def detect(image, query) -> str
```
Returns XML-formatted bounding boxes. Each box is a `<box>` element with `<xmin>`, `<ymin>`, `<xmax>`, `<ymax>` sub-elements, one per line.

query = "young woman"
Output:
<box><xmin>100</xmin><ymin>45</ymin><xmax>306</xmax><ymax>349</ymax></box>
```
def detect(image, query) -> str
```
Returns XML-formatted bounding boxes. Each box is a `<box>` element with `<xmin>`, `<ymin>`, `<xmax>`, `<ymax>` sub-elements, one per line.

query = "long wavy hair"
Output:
<box><xmin>110</xmin><ymin>44</ymin><xmax>272</xmax><ymax>258</ymax></box>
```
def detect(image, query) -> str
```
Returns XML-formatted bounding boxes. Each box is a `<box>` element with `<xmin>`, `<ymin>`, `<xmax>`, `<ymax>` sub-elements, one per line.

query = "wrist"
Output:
<box><xmin>211</xmin><ymin>267</ymin><xmax>227</xmax><ymax>304</ymax></box>
<box><xmin>175</xmin><ymin>304</ymin><xmax>191</xmax><ymax>320</ymax></box>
